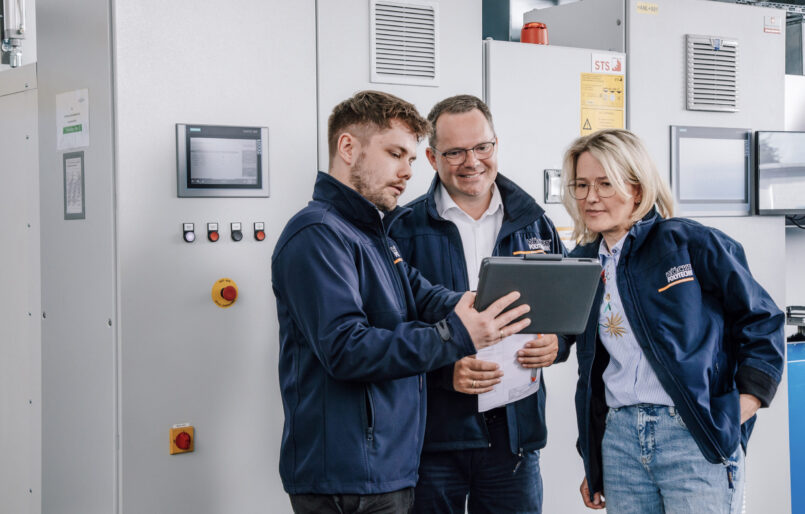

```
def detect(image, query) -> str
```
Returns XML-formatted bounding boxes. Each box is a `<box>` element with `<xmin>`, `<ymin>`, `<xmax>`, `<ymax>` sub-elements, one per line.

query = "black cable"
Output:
<box><xmin>787</xmin><ymin>215</ymin><xmax>805</xmax><ymax>229</ymax></box>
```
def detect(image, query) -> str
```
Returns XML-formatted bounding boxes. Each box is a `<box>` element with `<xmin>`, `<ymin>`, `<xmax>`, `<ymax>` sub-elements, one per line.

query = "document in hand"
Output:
<box><xmin>477</xmin><ymin>333</ymin><xmax>540</xmax><ymax>412</ymax></box>
<box><xmin>474</xmin><ymin>254</ymin><xmax>602</xmax><ymax>335</ymax></box>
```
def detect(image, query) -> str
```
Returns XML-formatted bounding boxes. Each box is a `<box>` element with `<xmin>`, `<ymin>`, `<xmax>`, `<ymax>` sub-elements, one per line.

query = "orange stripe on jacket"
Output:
<box><xmin>657</xmin><ymin>277</ymin><xmax>694</xmax><ymax>293</ymax></box>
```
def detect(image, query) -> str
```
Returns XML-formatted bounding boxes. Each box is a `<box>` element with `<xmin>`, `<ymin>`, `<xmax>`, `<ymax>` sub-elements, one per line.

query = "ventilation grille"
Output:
<box><xmin>370</xmin><ymin>0</ymin><xmax>439</xmax><ymax>87</ymax></box>
<box><xmin>686</xmin><ymin>35</ymin><xmax>739</xmax><ymax>112</ymax></box>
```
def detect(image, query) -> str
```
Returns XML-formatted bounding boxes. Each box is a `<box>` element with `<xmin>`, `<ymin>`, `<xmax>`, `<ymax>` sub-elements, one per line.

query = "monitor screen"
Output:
<box><xmin>189</xmin><ymin>137</ymin><xmax>259</xmax><ymax>186</ymax></box>
<box><xmin>755</xmin><ymin>131</ymin><xmax>805</xmax><ymax>215</ymax></box>
<box><xmin>670</xmin><ymin>126</ymin><xmax>751</xmax><ymax>217</ymax></box>
<box><xmin>176</xmin><ymin>124</ymin><xmax>269</xmax><ymax>198</ymax></box>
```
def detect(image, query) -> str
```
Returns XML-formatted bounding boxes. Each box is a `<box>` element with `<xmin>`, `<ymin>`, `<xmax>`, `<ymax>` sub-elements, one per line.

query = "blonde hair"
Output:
<box><xmin>561</xmin><ymin>129</ymin><xmax>674</xmax><ymax>245</ymax></box>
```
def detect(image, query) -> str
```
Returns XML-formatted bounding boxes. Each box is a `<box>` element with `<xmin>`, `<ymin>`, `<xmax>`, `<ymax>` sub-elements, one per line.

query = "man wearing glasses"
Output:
<box><xmin>390</xmin><ymin>95</ymin><xmax>567</xmax><ymax>513</ymax></box>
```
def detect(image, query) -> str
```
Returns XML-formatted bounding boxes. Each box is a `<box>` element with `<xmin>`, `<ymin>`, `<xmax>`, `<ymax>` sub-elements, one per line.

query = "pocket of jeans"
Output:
<box><xmin>671</xmin><ymin>408</ymin><xmax>688</xmax><ymax>430</ymax></box>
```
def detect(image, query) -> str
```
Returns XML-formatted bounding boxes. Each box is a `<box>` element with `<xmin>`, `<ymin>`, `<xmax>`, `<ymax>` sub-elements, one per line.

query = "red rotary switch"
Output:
<box><xmin>221</xmin><ymin>285</ymin><xmax>238</xmax><ymax>302</ymax></box>
<box><xmin>174</xmin><ymin>431</ymin><xmax>192</xmax><ymax>451</ymax></box>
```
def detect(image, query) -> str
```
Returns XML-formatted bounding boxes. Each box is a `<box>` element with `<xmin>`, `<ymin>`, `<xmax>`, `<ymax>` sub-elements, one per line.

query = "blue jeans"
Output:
<box><xmin>602</xmin><ymin>404</ymin><xmax>745</xmax><ymax>514</ymax></box>
<box><xmin>413</xmin><ymin>412</ymin><xmax>542</xmax><ymax>514</ymax></box>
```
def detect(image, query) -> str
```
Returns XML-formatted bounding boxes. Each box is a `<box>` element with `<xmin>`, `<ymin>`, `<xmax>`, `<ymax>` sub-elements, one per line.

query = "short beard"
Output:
<box><xmin>349</xmin><ymin>152</ymin><xmax>395</xmax><ymax>212</ymax></box>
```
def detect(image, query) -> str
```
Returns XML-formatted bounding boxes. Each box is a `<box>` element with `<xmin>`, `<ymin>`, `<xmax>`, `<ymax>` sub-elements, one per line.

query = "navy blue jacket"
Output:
<box><xmin>272</xmin><ymin>172</ymin><xmax>477</xmax><ymax>495</ymax></box>
<box><xmin>570</xmin><ymin>210</ymin><xmax>785</xmax><ymax>497</ymax></box>
<box><xmin>390</xmin><ymin>173</ymin><xmax>568</xmax><ymax>454</ymax></box>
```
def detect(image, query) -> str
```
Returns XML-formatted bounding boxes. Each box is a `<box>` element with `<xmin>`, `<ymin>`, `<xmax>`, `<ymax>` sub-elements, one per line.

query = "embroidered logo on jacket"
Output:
<box><xmin>526</xmin><ymin>237</ymin><xmax>552</xmax><ymax>251</ymax></box>
<box><xmin>658</xmin><ymin>263</ymin><xmax>695</xmax><ymax>292</ymax></box>
<box><xmin>389</xmin><ymin>243</ymin><xmax>403</xmax><ymax>264</ymax></box>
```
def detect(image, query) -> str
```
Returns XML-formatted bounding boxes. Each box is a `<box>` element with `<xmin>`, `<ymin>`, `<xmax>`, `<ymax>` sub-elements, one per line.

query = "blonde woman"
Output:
<box><xmin>564</xmin><ymin>129</ymin><xmax>784</xmax><ymax>513</ymax></box>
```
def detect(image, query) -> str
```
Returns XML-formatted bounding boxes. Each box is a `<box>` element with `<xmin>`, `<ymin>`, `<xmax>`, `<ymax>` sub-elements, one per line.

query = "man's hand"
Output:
<box><xmin>517</xmin><ymin>334</ymin><xmax>559</xmax><ymax>369</ymax></box>
<box><xmin>453</xmin><ymin>356</ymin><xmax>503</xmax><ymax>394</ymax></box>
<box><xmin>454</xmin><ymin>291</ymin><xmax>531</xmax><ymax>351</ymax></box>
<box><xmin>740</xmin><ymin>393</ymin><xmax>761</xmax><ymax>424</ymax></box>
<box><xmin>580</xmin><ymin>477</ymin><xmax>605</xmax><ymax>509</ymax></box>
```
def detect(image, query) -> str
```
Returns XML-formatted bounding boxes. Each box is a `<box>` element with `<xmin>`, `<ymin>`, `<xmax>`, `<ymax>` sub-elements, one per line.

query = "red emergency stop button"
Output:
<box><xmin>212</xmin><ymin>278</ymin><xmax>238</xmax><ymax>308</ymax></box>
<box><xmin>221</xmin><ymin>285</ymin><xmax>237</xmax><ymax>302</ymax></box>
<box><xmin>175</xmin><ymin>431</ymin><xmax>192</xmax><ymax>450</ymax></box>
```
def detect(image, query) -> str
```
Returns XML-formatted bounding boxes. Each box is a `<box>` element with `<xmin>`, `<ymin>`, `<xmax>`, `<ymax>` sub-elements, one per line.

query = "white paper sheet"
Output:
<box><xmin>56</xmin><ymin>89</ymin><xmax>90</xmax><ymax>150</ymax></box>
<box><xmin>476</xmin><ymin>333</ymin><xmax>541</xmax><ymax>412</ymax></box>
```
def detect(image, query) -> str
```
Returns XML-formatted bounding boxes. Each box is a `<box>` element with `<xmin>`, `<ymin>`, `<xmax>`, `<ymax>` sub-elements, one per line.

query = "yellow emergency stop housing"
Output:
<box><xmin>211</xmin><ymin>278</ymin><xmax>238</xmax><ymax>308</ymax></box>
<box><xmin>169</xmin><ymin>424</ymin><xmax>195</xmax><ymax>455</ymax></box>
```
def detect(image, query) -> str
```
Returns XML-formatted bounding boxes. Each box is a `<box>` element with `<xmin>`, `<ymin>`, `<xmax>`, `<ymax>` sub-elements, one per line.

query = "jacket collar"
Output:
<box><xmin>420</xmin><ymin>172</ymin><xmax>544</xmax><ymax>227</ymax></box>
<box><xmin>312</xmin><ymin>171</ymin><xmax>410</xmax><ymax>233</ymax></box>
<box><xmin>574</xmin><ymin>207</ymin><xmax>660</xmax><ymax>258</ymax></box>
<box><xmin>623</xmin><ymin>207</ymin><xmax>660</xmax><ymax>255</ymax></box>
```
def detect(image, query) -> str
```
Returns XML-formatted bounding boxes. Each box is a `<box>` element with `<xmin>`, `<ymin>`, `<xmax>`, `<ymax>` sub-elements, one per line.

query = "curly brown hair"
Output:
<box><xmin>327</xmin><ymin>90</ymin><xmax>430</xmax><ymax>167</ymax></box>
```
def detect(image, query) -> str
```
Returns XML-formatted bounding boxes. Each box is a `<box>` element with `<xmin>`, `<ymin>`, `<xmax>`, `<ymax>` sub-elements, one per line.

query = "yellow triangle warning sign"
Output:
<box><xmin>583</xmin><ymin>118</ymin><xmax>592</xmax><ymax>131</ymax></box>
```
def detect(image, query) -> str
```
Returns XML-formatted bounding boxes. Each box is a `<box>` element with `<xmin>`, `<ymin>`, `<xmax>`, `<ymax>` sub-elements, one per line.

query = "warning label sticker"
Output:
<box><xmin>580</xmin><ymin>73</ymin><xmax>625</xmax><ymax>136</ymax></box>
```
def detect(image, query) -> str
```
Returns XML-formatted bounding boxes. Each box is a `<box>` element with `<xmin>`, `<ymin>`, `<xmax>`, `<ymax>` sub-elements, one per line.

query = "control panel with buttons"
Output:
<box><xmin>181</xmin><ymin>221</ymin><xmax>266</xmax><ymax>244</ymax></box>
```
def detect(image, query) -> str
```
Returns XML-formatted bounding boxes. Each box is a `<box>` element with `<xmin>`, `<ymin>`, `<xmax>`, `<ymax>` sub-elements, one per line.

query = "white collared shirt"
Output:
<box><xmin>434</xmin><ymin>183</ymin><xmax>504</xmax><ymax>290</ymax></box>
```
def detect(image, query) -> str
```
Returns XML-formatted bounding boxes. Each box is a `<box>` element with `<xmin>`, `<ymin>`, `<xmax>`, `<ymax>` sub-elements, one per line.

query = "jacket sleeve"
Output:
<box><xmin>693</xmin><ymin>229</ymin><xmax>785</xmax><ymax>407</ymax></box>
<box><xmin>405</xmin><ymin>262</ymin><xmax>463</xmax><ymax>323</ymax></box>
<box><xmin>555</xmin><ymin>335</ymin><xmax>575</xmax><ymax>364</ymax></box>
<box><xmin>272</xmin><ymin>224</ymin><xmax>476</xmax><ymax>383</ymax></box>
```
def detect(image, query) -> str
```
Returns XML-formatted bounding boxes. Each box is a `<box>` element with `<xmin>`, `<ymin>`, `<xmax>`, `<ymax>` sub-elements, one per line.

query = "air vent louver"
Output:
<box><xmin>686</xmin><ymin>35</ymin><xmax>739</xmax><ymax>112</ymax></box>
<box><xmin>370</xmin><ymin>0</ymin><xmax>439</xmax><ymax>87</ymax></box>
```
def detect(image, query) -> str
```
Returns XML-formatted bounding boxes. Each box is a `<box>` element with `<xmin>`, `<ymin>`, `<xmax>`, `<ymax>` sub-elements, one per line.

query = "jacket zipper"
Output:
<box><xmin>622</xmin><ymin>265</ymin><xmax>728</xmax><ymax>463</ymax></box>
<box><xmin>364</xmin><ymin>385</ymin><xmax>375</xmax><ymax>443</ymax></box>
<box><xmin>381</xmin><ymin>234</ymin><xmax>407</xmax><ymax>306</ymax></box>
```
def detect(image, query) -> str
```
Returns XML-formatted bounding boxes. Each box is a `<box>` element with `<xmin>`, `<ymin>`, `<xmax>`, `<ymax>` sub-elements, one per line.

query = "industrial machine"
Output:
<box><xmin>0</xmin><ymin>0</ymin><xmax>26</xmax><ymax>67</ymax></box>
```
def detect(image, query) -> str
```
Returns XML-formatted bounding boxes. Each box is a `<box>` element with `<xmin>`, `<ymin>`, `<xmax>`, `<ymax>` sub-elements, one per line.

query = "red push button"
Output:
<box><xmin>221</xmin><ymin>286</ymin><xmax>238</xmax><ymax>302</ymax></box>
<box><xmin>174</xmin><ymin>431</ymin><xmax>192</xmax><ymax>450</ymax></box>
<box><xmin>207</xmin><ymin>222</ymin><xmax>219</xmax><ymax>243</ymax></box>
<box><xmin>254</xmin><ymin>222</ymin><xmax>266</xmax><ymax>241</ymax></box>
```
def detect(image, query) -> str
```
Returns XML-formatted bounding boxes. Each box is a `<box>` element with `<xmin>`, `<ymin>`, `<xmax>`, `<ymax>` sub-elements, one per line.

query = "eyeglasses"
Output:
<box><xmin>567</xmin><ymin>178</ymin><xmax>617</xmax><ymax>199</ymax></box>
<box><xmin>432</xmin><ymin>141</ymin><xmax>496</xmax><ymax>164</ymax></box>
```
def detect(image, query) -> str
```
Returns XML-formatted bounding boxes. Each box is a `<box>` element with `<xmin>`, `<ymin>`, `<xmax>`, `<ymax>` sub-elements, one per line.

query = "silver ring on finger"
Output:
<box><xmin>499</xmin><ymin>330</ymin><xmax>505</xmax><ymax>340</ymax></box>
<box><xmin>471</xmin><ymin>380</ymin><xmax>477</xmax><ymax>389</ymax></box>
